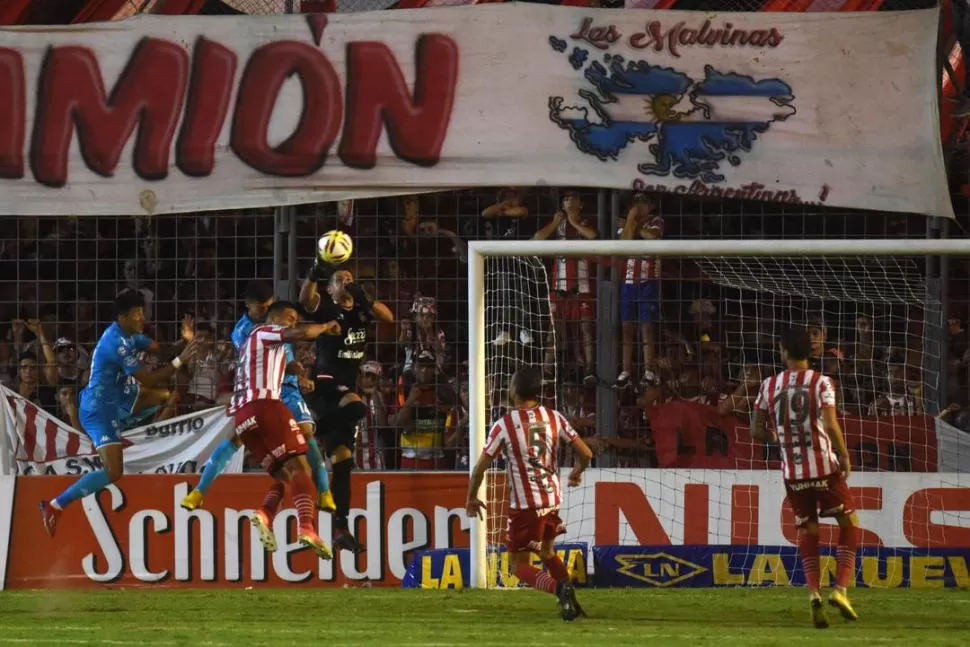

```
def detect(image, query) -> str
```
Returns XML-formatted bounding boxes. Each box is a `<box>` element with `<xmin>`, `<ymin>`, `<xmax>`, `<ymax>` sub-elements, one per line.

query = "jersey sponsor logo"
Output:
<box><xmin>344</xmin><ymin>329</ymin><xmax>366</xmax><ymax>346</ymax></box>
<box><xmin>613</xmin><ymin>552</ymin><xmax>708</xmax><ymax>587</ymax></box>
<box><xmin>235</xmin><ymin>416</ymin><xmax>258</xmax><ymax>434</ymax></box>
<box><xmin>337</xmin><ymin>350</ymin><xmax>366</xmax><ymax>360</ymax></box>
<box><xmin>788</xmin><ymin>478</ymin><xmax>829</xmax><ymax>492</ymax></box>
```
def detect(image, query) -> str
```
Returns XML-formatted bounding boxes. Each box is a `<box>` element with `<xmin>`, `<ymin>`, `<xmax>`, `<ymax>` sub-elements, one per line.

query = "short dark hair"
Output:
<box><xmin>781</xmin><ymin>328</ymin><xmax>811</xmax><ymax>361</ymax></box>
<box><xmin>196</xmin><ymin>322</ymin><xmax>214</xmax><ymax>335</ymax></box>
<box><xmin>244</xmin><ymin>281</ymin><xmax>274</xmax><ymax>304</ymax></box>
<box><xmin>18</xmin><ymin>351</ymin><xmax>38</xmax><ymax>364</ymax></box>
<box><xmin>562</xmin><ymin>189</ymin><xmax>582</xmax><ymax>200</ymax></box>
<box><xmin>114</xmin><ymin>289</ymin><xmax>145</xmax><ymax>317</ymax></box>
<box><xmin>266</xmin><ymin>300</ymin><xmax>301</xmax><ymax>318</ymax></box>
<box><xmin>510</xmin><ymin>365</ymin><xmax>543</xmax><ymax>402</ymax></box>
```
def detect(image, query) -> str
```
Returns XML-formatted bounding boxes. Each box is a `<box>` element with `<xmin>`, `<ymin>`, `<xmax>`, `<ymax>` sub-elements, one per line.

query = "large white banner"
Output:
<box><xmin>0</xmin><ymin>386</ymin><xmax>243</xmax><ymax>476</ymax></box>
<box><xmin>561</xmin><ymin>469</ymin><xmax>970</xmax><ymax>548</ymax></box>
<box><xmin>0</xmin><ymin>6</ymin><xmax>951</xmax><ymax>217</ymax></box>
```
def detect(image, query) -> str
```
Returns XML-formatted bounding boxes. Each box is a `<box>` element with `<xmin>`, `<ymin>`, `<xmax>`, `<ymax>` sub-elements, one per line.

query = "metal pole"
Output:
<box><xmin>467</xmin><ymin>246</ymin><xmax>487</xmax><ymax>589</ymax></box>
<box><xmin>593</xmin><ymin>190</ymin><xmax>619</xmax><ymax>468</ymax></box>
<box><xmin>287</xmin><ymin>207</ymin><xmax>298</xmax><ymax>300</ymax></box>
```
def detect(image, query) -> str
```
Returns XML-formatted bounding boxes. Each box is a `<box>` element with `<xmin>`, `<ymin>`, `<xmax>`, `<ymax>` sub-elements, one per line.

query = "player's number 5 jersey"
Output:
<box><xmin>754</xmin><ymin>369</ymin><xmax>839</xmax><ymax>482</ymax></box>
<box><xmin>484</xmin><ymin>406</ymin><xmax>578</xmax><ymax>511</ymax></box>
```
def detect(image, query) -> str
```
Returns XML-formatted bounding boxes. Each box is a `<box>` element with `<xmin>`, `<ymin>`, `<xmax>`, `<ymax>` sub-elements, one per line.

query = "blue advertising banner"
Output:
<box><xmin>593</xmin><ymin>546</ymin><xmax>970</xmax><ymax>588</ymax></box>
<box><xmin>402</xmin><ymin>544</ymin><xmax>589</xmax><ymax>589</ymax></box>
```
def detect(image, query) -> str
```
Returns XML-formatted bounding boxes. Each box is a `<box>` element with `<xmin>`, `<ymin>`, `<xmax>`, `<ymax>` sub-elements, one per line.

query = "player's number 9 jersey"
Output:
<box><xmin>483</xmin><ymin>406</ymin><xmax>578</xmax><ymax>511</ymax></box>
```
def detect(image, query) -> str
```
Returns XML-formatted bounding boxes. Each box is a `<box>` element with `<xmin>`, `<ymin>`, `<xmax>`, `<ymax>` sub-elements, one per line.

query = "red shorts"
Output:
<box><xmin>505</xmin><ymin>507</ymin><xmax>565</xmax><ymax>554</ymax></box>
<box><xmin>233</xmin><ymin>399</ymin><xmax>307</xmax><ymax>474</ymax></box>
<box><xmin>785</xmin><ymin>472</ymin><xmax>856</xmax><ymax>527</ymax></box>
<box><xmin>550</xmin><ymin>291</ymin><xmax>594</xmax><ymax>321</ymax></box>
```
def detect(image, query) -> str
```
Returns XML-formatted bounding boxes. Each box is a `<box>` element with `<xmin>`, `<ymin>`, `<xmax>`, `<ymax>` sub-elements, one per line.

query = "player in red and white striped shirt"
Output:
<box><xmin>230</xmin><ymin>301</ymin><xmax>340</xmax><ymax>561</ymax></box>
<box><xmin>466</xmin><ymin>366</ymin><xmax>593</xmax><ymax>621</ymax></box>
<box><xmin>752</xmin><ymin>328</ymin><xmax>859</xmax><ymax>629</ymax></box>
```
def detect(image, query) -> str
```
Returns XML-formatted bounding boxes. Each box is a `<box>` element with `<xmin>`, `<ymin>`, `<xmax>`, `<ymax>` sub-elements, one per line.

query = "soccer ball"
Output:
<box><xmin>317</xmin><ymin>230</ymin><xmax>354</xmax><ymax>265</ymax></box>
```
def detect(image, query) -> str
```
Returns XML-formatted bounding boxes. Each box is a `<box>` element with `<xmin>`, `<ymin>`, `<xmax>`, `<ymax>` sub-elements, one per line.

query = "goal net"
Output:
<box><xmin>469</xmin><ymin>239</ymin><xmax>970</xmax><ymax>590</ymax></box>
<box><xmin>481</xmin><ymin>256</ymin><xmax>557</xmax><ymax>587</ymax></box>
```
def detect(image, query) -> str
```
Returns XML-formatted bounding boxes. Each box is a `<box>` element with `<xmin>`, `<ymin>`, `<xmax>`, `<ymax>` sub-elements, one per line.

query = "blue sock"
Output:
<box><xmin>195</xmin><ymin>438</ymin><xmax>237</xmax><ymax>495</ymax></box>
<box><xmin>54</xmin><ymin>469</ymin><xmax>113</xmax><ymax>509</ymax></box>
<box><xmin>306</xmin><ymin>437</ymin><xmax>330</xmax><ymax>493</ymax></box>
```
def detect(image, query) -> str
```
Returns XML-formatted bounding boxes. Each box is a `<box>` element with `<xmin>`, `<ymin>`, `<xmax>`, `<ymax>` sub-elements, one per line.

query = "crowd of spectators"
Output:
<box><xmin>2</xmin><ymin>188</ymin><xmax>969</xmax><ymax>471</ymax></box>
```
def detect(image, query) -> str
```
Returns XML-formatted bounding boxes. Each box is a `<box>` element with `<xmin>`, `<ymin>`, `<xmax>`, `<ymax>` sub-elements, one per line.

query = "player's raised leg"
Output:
<box><xmin>326</xmin><ymin>395</ymin><xmax>369</xmax><ymax>554</ymax></box>
<box><xmin>180</xmin><ymin>435</ymin><xmax>242</xmax><ymax>511</ymax></box>
<box><xmin>281</xmin><ymin>383</ymin><xmax>334</xmax><ymax>512</ymax></box>
<box><xmin>251</xmin><ymin>481</ymin><xmax>284</xmax><ymax>552</ymax></box>
<box><xmin>279</xmin><ymin>454</ymin><xmax>332</xmax><ymax>560</ymax></box>
<box><xmin>41</xmin><ymin>417</ymin><xmax>123</xmax><ymax>537</ymax></box>
<box><xmin>505</xmin><ymin>510</ymin><xmax>583</xmax><ymax>621</ymax></box>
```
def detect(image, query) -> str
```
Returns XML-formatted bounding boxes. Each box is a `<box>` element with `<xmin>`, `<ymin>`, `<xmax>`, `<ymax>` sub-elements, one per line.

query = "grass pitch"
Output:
<box><xmin>0</xmin><ymin>587</ymin><xmax>968</xmax><ymax>646</ymax></box>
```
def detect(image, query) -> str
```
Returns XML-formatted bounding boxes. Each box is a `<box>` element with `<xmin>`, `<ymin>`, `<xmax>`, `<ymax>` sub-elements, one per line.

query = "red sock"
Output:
<box><xmin>798</xmin><ymin>530</ymin><xmax>821</xmax><ymax>594</ymax></box>
<box><xmin>543</xmin><ymin>556</ymin><xmax>570</xmax><ymax>583</ymax></box>
<box><xmin>260</xmin><ymin>482</ymin><xmax>285</xmax><ymax>522</ymax></box>
<box><xmin>515</xmin><ymin>563</ymin><xmax>558</xmax><ymax>594</ymax></box>
<box><xmin>290</xmin><ymin>471</ymin><xmax>317</xmax><ymax>533</ymax></box>
<box><xmin>836</xmin><ymin>524</ymin><xmax>858</xmax><ymax>589</ymax></box>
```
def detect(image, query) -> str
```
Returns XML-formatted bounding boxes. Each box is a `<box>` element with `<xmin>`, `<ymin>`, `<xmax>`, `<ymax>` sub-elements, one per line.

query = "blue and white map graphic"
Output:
<box><xmin>548</xmin><ymin>37</ymin><xmax>796</xmax><ymax>184</ymax></box>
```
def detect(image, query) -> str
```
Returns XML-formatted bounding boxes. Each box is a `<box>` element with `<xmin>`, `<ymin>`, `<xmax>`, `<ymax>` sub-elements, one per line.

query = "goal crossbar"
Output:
<box><xmin>465</xmin><ymin>238</ymin><xmax>967</xmax><ymax>589</ymax></box>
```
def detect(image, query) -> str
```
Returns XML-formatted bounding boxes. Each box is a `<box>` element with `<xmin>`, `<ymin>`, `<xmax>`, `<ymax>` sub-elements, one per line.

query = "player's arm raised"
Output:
<box><xmin>300</xmin><ymin>258</ymin><xmax>338</xmax><ymax>313</ymax></box>
<box><xmin>280</xmin><ymin>321</ymin><xmax>342</xmax><ymax>342</ymax></box>
<box><xmin>143</xmin><ymin>314</ymin><xmax>195</xmax><ymax>359</ymax></box>
<box><xmin>131</xmin><ymin>339</ymin><xmax>203</xmax><ymax>388</ymax></box>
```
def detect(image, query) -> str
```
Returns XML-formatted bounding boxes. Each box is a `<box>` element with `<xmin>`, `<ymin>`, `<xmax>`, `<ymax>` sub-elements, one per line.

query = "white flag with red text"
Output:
<box><xmin>0</xmin><ymin>386</ymin><xmax>243</xmax><ymax>476</ymax></box>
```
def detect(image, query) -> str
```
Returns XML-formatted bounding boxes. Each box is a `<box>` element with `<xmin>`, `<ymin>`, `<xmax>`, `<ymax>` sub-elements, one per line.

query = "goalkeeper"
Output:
<box><xmin>301</xmin><ymin>258</ymin><xmax>393</xmax><ymax>554</ymax></box>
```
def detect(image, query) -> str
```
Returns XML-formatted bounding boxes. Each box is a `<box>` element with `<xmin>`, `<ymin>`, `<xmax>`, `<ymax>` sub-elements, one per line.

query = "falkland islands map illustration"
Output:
<box><xmin>547</xmin><ymin>35</ymin><xmax>796</xmax><ymax>184</ymax></box>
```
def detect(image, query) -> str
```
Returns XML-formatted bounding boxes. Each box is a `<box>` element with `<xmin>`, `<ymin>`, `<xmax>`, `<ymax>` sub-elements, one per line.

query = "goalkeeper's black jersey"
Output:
<box><xmin>310</xmin><ymin>297</ymin><xmax>371</xmax><ymax>387</ymax></box>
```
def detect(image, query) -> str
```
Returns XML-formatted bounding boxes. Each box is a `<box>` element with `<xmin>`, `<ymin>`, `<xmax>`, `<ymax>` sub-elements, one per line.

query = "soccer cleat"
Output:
<box><xmin>556</xmin><ymin>582</ymin><xmax>580</xmax><ymax>621</ymax></box>
<box><xmin>180</xmin><ymin>488</ymin><xmax>204</xmax><ymax>511</ymax></box>
<box><xmin>299</xmin><ymin>530</ymin><xmax>333</xmax><ymax>561</ymax></box>
<box><xmin>39</xmin><ymin>501</ymin><xmax>60</xmax><ymax>538</ymax></box>
<box><xmin>317</xmin><ymin>489</ymin><xmax>337</xmax><ymax>513</ymax></box>
<box><xmin>828</xmin><ymin>588</ymin><xmax>859</xmax><ymax>621</ymax></box>
<box><xmin>810</xmin><ymin>595</ymin><xmax>830</xmax><ymax>629</ymax></box>
<box><xmin>250</xmin><ymin>510</ymin><xmax>278</xmax><ymax>553</ymax></box>
<box><xmin>567</xmin><ymin>584</ymin><xmax>587</xmax><ymax>618</ymax></box>
<box><xmin>492</xmin><ymin>331</ymin><xmax>512</xmax><ymax>346</ymax></box>
<box><xmin>333</xmin><ymin>528</ymin><xmax>366</xmax><ymax>555</ymax></box>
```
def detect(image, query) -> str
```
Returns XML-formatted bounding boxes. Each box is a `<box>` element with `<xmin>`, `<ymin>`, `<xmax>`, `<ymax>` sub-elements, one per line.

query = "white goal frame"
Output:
<box><xmin>466</xmin><ymin>237</ymin><xmax>969</xmax><ymax>589</ymax></box>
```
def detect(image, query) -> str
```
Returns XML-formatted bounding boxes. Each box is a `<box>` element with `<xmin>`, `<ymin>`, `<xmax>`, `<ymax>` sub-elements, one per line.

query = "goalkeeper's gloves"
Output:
<box><xmin>307</xmin><ymin>258</ymin><xmax>337</xmax><ymax>284</ymax></box>
<box><xmin>345</xmin><ymin>281</ymin><xmax>374</xmax><ymax>316</ymax></box>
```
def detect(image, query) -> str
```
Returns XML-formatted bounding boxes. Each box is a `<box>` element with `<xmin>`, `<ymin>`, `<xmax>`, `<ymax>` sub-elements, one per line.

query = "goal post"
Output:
<box><xmin>467</xmin><ymin>238</ymin><xmax>970</xmax><ymax>590</ymax></box>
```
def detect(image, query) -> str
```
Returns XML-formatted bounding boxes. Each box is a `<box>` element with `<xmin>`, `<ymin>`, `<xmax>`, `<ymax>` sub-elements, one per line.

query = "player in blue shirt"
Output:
<box><xmin>179</xmin><ymin>281</ymin><xmax>334</xmax><ymax>513</ymax></box>
<box><xmin>40</xmin><ymin>290</ymin><xmax>200</xmax><ymax>537</ymax></box>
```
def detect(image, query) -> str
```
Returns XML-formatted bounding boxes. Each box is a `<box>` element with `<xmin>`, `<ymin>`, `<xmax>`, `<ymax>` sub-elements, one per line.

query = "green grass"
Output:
<box><xmin>0</xmin><ymin>588</ymin><xmax>969</xmax><ymax>646</ymax></box>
